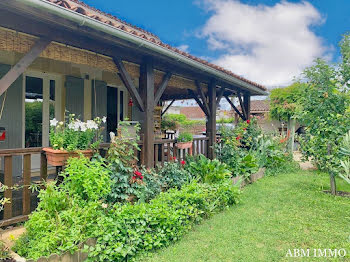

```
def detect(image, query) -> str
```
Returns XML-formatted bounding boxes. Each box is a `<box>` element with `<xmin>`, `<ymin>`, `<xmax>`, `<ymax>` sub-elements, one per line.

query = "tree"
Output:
<box><xmin>297</xmin><ymin>34</ymin><xmax>350</xmax><ymax>195</ymax></box>
<box><xmin>269</xmin><ymin>82</ymin><xmax>305</xmax><ymax>122</ymax></box>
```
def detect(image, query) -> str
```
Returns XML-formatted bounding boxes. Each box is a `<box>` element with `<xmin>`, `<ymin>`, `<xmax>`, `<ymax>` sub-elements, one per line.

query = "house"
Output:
<box><xmin>234</xmin><ymin>100</ymin><xmax>270</xmax><ymax>121</ymax></box>
<box><xmin>0</xmin><ymin>0</ymin><xmax>267</xmax><ymax>224</ymax></box>
<box><xmin>180</xmin><ymin>107</ymin><xmax>206</xmax><ymax>121</ymax></box>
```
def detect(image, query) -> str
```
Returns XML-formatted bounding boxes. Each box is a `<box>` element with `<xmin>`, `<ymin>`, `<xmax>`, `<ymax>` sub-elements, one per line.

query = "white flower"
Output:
<box><xmin>80</xmin><ymin>122</ymin><xmax>87</xmax><ymax>132</ymax></box>
<box><xmin>101</xmin><ymin>203</ymin><xmax>108</xmax><ymax>209</ymax></box>
<box><xmin>87</xmin><ymin>120</ymin><xmax>98</xmax><ymax>130</ymax></box>
<box><xmin>102</xmin><ymin>116</ymin><xmax>107</xmax><ymax>123</ymax></box>
<box><xmin>109</xmin><ymin>132</ymin><xmax>115</xmax><ymax>142</ymax></box>
<box><xmin>50</xmin><ymin>118</ymin><xmax>58</xmax><ymax>127</ymax></box>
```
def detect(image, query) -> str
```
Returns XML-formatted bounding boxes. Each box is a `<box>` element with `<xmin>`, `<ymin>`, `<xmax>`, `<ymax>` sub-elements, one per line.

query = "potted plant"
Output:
<box><xmin>43</xmin><ymin>114</ymin><xmax>105</xmax><ymax>166</ymax></box>
<box><xmin>176</xmin><ymin>132</ymin><xmax>193</xmax><ymax>150</ymax></box>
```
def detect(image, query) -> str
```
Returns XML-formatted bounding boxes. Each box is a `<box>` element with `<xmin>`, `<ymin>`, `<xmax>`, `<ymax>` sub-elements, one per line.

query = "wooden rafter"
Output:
<box><xmin>188</xmin><ymin>89</ymin><xmax>210</xmax><ymax>117</ymax></box>
<box><xmin>216</xmin><ymin>87</ymin><xmax>225</xmax><ymax>108</ymax></box>
<box><xmin>161</xmin><ymin>99</ymin><xmax>175</xmax><ymax>117</ymax></box>
<box><xmin>114</xmin><ymin>57</ymin><xmax>145</xmax><ymax>112</ymax></box>
<box><xmin>195</xmin><ymin>80</ymin><xmax>210</xmax><ymax>116</ymax></box>
<box><xmin>225</xmin><ymin>95</ymin><xmax>245</xmax><ymax>120</ymax></box>
<box><xmin>237</xmin><ymin>93</ymin><xmax>247</xmax><ymax>120</ymax></box>
<box><xmin>155</xmin><ymin>72</ymin><xmax>172</xmax><ymax>105</ymax></box>
<box><xmin>0</xmin><ymin>37</ymin><xmax>51</xmax><ymax>96</ymax></box>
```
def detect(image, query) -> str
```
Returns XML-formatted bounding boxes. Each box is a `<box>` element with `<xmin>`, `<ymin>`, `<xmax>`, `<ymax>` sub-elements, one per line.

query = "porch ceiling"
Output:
<box><xmin>0</xmin><ymin>0</ymin><xmax>268</xmax><ymax>98</ymax></box>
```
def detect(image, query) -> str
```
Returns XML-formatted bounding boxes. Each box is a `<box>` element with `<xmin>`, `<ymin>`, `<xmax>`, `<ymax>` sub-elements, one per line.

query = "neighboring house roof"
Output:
<box><xmin>180</xmin><ymin>107</ymin><xmax>206</xmax><ymax>119</ymax></box>
<box><xmin>236</xmin><ymin>100</ymin><xmax>270</xmax><ymax>114</ymax></box>
<box><xmin>44</xmin><ymin>0</ymin><xmax>266</xmax><ymax>92</ymax></box>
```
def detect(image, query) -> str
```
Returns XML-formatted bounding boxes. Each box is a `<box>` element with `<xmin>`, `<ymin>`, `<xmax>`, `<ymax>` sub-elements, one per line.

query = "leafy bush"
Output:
<box><xmin>177</xmin><ymin>132</ymin><xmax>193</xmax><ymax>143</ymax></box>
<box><xmin>158</xmin><ymin>162</ymin><xmax>192</xmax><ymax>190</ymax></box>
<box><xmin>185</xmin><ymin>155</ymin><xmax>231</xmax><ymax>183</ymax></box>
<box><xmin>62</xmin><ymin>156</ymin><xmax>111</xmax><ymax>202</ymax></box>
<box><xmin>163</xmin><ymin>114</ymin><xmax>205</xmax><ymax>128</ymax></box>
<box><xmin>87</xmin><ymin>180</ymin><xmax>240</xmax><ymax>261</ymax></box>
<box><xmin>14</xmin><ymin>179</ymin><xmax>239</xmax><ymax>261</ymax></box>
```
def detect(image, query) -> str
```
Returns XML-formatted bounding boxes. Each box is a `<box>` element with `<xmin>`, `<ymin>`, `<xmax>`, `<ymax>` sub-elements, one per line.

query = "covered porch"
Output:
<box><xmin>0</xmin><ymin>0</ymin><xmax>267</xmax><ymax>225</ymax></box>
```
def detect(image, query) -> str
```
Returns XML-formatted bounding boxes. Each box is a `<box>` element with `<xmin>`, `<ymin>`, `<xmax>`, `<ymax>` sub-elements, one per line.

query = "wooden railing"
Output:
<box><xmin>0</xmin><ymin>147</ymin><xmax>47</xmax><ymax>227</ymax></box>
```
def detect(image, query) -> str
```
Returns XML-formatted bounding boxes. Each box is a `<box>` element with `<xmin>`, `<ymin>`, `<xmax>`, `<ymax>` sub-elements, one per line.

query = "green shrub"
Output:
<box><xmin>87</xmin><ymin>180</ymin><xmax>240</xmax><ymax>261</ymax></box>
<box><xmin>14</xmin><ymin>180</ymin><xmax>239</xmax><ymax>261</ymax></box>
<box><xmin>158</xmin><ymin>162</ymin><xmax>192</xmax><ymax>190</ymax></box>
<box><xmin>177</xmin><ymin>132</ymin><xmax>193</xmax><ymax>143</ymax></box>
<box><xmin>62</xmin><ymin>156</ymin><xmax>111</xmax><ymax>202</ymax></box>
<box><xmin>163</xmin><ymin>114</ymin><xmax>205</xmax><ymax>128</ymax></box>
<box><xmin>185</xmin><ymin>155</ymin><xmax>231</xmax><ymax>183</ymax></box>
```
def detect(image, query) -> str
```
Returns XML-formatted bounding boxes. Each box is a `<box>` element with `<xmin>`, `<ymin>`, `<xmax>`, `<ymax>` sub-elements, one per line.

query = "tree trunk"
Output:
<box><xmin>330</xmin><ymin>173</ymin><xmax>337</xmax><ymax>195</ymax></box>
<box><xmin>327</xmin><ymin>144</ymin><xmax>337</xmax><ymax>195</ymax></box>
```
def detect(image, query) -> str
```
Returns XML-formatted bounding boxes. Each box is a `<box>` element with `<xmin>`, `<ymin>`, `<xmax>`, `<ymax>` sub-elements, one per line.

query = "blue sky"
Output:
<box><xmin>83</xmin><ymin>0</ymin><xmax>350</xmax><ymax>87</ymax></box>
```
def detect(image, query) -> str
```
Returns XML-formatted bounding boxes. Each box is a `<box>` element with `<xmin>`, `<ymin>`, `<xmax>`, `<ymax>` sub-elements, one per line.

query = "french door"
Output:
<box><xmin>24</xmin><ymin>72</ymin><xmax>62</xmax><ymax>148</ymax></box>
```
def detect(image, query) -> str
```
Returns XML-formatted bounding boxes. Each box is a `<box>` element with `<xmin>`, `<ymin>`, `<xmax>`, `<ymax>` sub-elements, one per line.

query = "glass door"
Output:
<box><xmin>25</xmin><ymin>74</ymin><xmax>57</xmax><ymax>148</ymax></box>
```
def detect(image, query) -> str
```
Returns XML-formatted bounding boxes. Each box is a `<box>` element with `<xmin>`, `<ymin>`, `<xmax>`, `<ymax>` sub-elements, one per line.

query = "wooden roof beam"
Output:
<box><xmin>0</xmin><ymin>37</ymin><xmax>51</xmax><ymax>96</ymax></box>
<box><xmin>114</xmin><ymin>57</ymin><xmax>145</xmax><ymax>112</ymax></box>
<box><xmin>155</xmin><ymin>72</ymin><xmax>172</xmax><ymax>105</ymax></box>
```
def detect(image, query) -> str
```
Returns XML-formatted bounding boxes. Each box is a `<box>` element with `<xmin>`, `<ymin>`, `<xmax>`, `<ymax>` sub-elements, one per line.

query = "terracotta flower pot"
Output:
<box><xmin>43</xmin><ymin>147</ymin><xmax>93</xmax><ymax>167</ymax></box>
<box><xmin>176</xmin><ymin>141</ymin><xmax>193</xmax><ymax>149</ymax></box>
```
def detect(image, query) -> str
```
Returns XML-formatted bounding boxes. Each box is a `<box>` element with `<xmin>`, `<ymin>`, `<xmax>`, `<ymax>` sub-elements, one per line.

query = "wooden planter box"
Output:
<box><xmin>250</xmin><ymin>168</ymin><xmax>266</xmax><ymax>183</ymax></box>
<box><xmin>232</xmin><ymin>176</ymin><xmax>247</xmax><ymax>188</ymax></box>
<box><xmin>12</xmin><ymin>238</ymin><xmax>96</xmax><ymax>262</ymax></box>
<box><xmin>43</xmin><ymin>148</ymin><xmax>93</xmax><ymax>167</ymax></box>
<box><xmin>232</xmin><ymin>168</ymin><xmax>266</xmax><ymax>188</ymax></box>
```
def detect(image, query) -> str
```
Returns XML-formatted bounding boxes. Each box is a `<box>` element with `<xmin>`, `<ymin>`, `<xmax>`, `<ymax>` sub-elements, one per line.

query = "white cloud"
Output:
<box><xmin>199</xmin><ymin>0</ymin><xmax>330</xmax><ymax>87</ymax></box>
<box><xmin>177</xmin><ymin>44</ymin><xmax>190</xmax><ymax>52</ymax></box>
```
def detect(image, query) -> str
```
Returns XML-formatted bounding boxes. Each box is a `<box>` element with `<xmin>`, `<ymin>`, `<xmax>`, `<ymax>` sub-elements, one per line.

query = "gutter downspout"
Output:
<box><xmin>14</xmin><ymin>0</ymin><xmax>268</xmax><ymax>96</ymax></box>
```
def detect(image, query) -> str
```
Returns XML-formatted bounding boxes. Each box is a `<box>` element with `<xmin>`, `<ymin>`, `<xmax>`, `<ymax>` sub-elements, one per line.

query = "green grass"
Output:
<box><xmin>140</xmin><ymin>171</ymin><xmax>350</xmax><ymax>262</ymax></box>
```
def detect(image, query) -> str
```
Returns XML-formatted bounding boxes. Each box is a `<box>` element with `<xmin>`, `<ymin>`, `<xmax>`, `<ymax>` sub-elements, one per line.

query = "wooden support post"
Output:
<box><xmin>243</xmin><ymin>93</ymin><xmax>251</xmax><ymax>120</ymax></box>
<box><xmin>207</xmin><ymin>81</ymin><xmax>217</xmax><ymax>160</ymax></box>
<box><xmin>4</xmin><ymin>156</ymin><xmax>12</xmax><ymax>219</ymax></box>
<box><xmin>23</xmin><ymin>154</ymin><xmax>31</xmax><ymax>215</ymax></box>
<box><xmin>0</xmin><ymin>37</ymin><xmax>51</xmax><ymax>96</ymax></box>
<box><xmin>140</xmin><ymin>57</ymin><xmax>155</xmax><ymax>168</ymax></box>
<box><xmin>40</xmin><ymin>151</ymin><xmax>48</xmax><ymax>183</ymax></box>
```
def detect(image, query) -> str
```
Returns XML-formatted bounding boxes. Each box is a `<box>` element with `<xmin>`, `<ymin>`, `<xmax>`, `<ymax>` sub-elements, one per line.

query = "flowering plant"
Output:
<box><xmin>177</xmin><ymin>132</ymin><xmax>193</xmax><ymax>143</ymax></box>
<box><xmin>49</xmin><ymin>114</ymin><xmax>106</xmax><ymax>151</ymax></box>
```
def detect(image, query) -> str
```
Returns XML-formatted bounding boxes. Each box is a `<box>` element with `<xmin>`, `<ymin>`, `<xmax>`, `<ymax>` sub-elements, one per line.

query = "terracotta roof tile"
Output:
<box><xmin>180</xmin><ymin>107</ymin><xmax>206</xmax><ymax>119</ymax></box>
<box><xmin>44</xmin><ymin>0</ymin><xmax>266</xmax><ymax>91</ymax></box>
<box><xmin>236</xmin><ymin>100</ymin><xmax>270</xmax><ymax>113</ymax></box>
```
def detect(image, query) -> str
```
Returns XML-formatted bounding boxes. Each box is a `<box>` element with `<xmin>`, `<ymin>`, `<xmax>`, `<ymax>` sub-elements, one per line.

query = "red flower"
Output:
<box><xmin>236</xmin><ymin>136</ymin><xmax>241</xmax><ymax>140</ymax></box>
<box><xmin>139</xmin><ymin>175</ymin><xmax>144</xmax><ymax>180</ymax></box>
<box><xmin>181</xmin><ymin>160</ymin><xmax>186</xmax><ymax>166</ymax></box>
<box><xmin>246</xmin><ymin>119</ymin><xmax>251</xmax><ymax>124</ymax></box>
<box><xmin>134</xmin><ymin>170</ymin><xmax>142</xmax><ymax>177</ymax></box>
<box><xmin>132</xmin><ymin>176</ymin><xmax>137</xmax><ymax>180</ymax></box>
<box><xmin>243</xmin><ymin>128</ymin><xmax>247</xmax><ymax>131</ymax></box>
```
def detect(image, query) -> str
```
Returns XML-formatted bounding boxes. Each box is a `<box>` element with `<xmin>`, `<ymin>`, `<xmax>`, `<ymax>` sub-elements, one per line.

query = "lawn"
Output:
<box><xmin>140</xmin><ymin>170</ymin><xmax>350</xmax><ymax>262</ymax></box>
